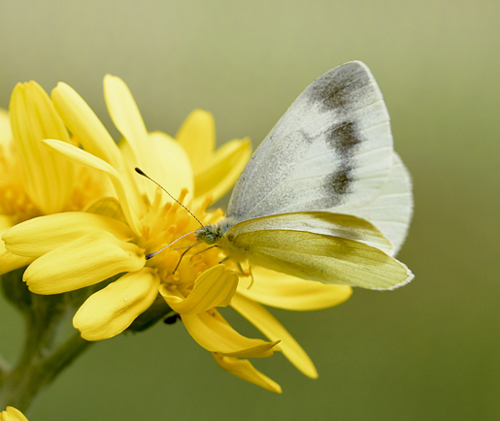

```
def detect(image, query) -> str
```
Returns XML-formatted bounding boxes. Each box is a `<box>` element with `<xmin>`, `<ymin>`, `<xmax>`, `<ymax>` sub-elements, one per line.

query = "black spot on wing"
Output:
<box><xmin>319</xmin><ymin>164</ymin><xmax>355</xmax><ymax>208</ymax></box>
<box><xmin>329</xmin><ymin>165</ymin><xmax>354</xmax><ymax>195</ymax></box>
<box><xmin>327</xmin><ymin>121</ymin><xmax>361</xmax><ymax>156</ymax></box>
<box><xmin>308</xmin><ymin>62</ymin><xmax>371</xmax><ymax>112</ymax></box>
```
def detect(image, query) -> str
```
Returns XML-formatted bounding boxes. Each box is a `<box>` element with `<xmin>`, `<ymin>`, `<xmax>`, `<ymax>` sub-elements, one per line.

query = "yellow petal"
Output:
<box><xmin>42</xmin><ymin>139</ymin><xmax>141</xmax><ymax>235</ymax></box>
<box><xmin>120</xmin><ymin>131</ymin><xmax>194</xmax><ymax>203</ymax></box>
<box><xmin>84</xmin><ymin>196</ymin><xmax>127</xmax><ymax>224</ymax></box>
<box><xmin>103</xmin><ymin>75</ymin><xmax>159</xmax><ymax>211</ymax></box>
<box><xmin>1</xmin><ymin>406</ymin><xmax>29</xmax><ymax>421</ymax></box>
<box><xmin>0</xmin><ymin>231</ymin><xmax>34</xmax><ymax>276</ymax></box>
<box><xmin>238</xmin><ymin>266</ymin><xmax>352</xmax><ymax>311</ymax></box>
<box><xmin>51</xmin><ymin>82</ymin><xmax>123</xmax><ymax>169</ymax></box>
<box><xmin>104</xmin><ymin>75</ymin><xmax>149</xmax><ymax>169</ymax></box>
<box><xmin>231</xmin><ymin>293</ymin><xmax>318</xmax><ymax>378</ymax></box>
<box><xmin>176</xmin><ymin>109</ymin><xmax>215</xmax><ymax>171</ymax></box>
<box><xmin>194</xmin><ymin>138</ymin><xmax>252</xmax><ymax>203</ymax></box>
<box><xmin>182</xmin><ymin>310</ymin><xmax>279</xmax><ymax>358</ymax></box>
<box><xmin>9</xmin><ymin>82</ymin><xmax>75</xmax><ymax>214</ymax></box>
<box><xmin>160</xmin><ymin>265</ymin><xmax>238</xmax><ymax>315</ymax></box>
<box><xmin>51</xmin><ymin>83</ymin><xmax>148</xmax><ymax>211</ymax></box>
<box><xmin>148</xmin><ymin>131</ymin><xmax>194</xmax><ymax>199</ymax></box>
<box><xmin>73</xmin><ymin>267</ymin><xmax>160</xmax><ymax>341</ymax></box>
<box><xmin>212</xmin><ymin>353</ymin><xmax>282</xmax><ymax>393</ymax></box>
<box><xmin>24</xmin><ymin>231</ymin><xmax>145</xmax><ymax>294</ymax></box>
<box><xmin>0</xmin><ymin>108</ymin><xmax>12</xmax><ymax>145</ymax></box>
<box><xmin>52</xmin><ymin>81</ymin><xmax>146</xmax><ymax>216</ymax></box>
<box><xmin>3</xmin><ymin>212</ymin><xmax>134</xmax><ymax>257</ymax></box>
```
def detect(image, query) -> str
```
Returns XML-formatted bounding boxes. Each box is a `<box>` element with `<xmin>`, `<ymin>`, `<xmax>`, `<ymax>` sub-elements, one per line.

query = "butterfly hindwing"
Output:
<box><xmin>333</xmin><ymin>152</ymin><xmax>413</xmax><ymax>255</ymax></box>
<box><xmin>222</xmin><ymin>219</ymin><xmax>413</xmax><ymax>289</ymax></box>
<box><xmin>225</xmin><ymin>211</ymin><xmax>393</xmax><ymax>254</ymax></box>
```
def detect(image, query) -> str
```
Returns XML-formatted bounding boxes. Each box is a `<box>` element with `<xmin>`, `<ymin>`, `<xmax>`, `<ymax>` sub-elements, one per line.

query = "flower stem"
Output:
<box><xmin>0</xmin><ymin>330</ymin><xmax>92</xmax><ymax>411</ymax></box>
<box><xmin>0</xmin><ymin>269</ymin><xmax>94</xmax><ymax>411</ymax></box>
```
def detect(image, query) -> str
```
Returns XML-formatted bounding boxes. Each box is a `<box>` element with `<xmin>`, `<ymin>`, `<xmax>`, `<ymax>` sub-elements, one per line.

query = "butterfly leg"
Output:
<box><xmin>172</xmin><ymin>242</ymin><xmax>198</xmax><ymax>274</ymax></box>
<box><xmin>190</xmin><ymin>245</ymin><xmax>219</xmax><ymax>263</ymax></box>
<box><xmin>235</xmin><ymin>262</ymin><xmax>255</xmax><ymax>289</ymax></box>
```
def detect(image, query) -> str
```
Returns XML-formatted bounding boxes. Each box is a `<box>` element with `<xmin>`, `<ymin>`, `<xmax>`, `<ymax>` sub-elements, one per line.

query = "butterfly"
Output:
<box><xmin>195</xmin><ymin>61</ymin><xmax>412</xmax><ymax>289</ymax></box>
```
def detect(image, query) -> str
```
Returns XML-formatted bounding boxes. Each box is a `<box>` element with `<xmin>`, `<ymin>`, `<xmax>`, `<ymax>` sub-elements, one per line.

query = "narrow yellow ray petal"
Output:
<box><xmin>54</xmin><ymin>80</ymin><xmax>145</xmax><ymax>216</ymax></box>
<box><xmin>73</xmin><ymin>267</ymin><xmax>160</xmax><ymax>341</ymax></box>
<box><xmin>147</xmin><ymin>131</ymin><xmax>194</xmax><ymax>200</ymax></box>
<box><xmin>0</xmin><ymin>233</ymin><xmax>34</xmax><ymax>275</ymax></box>
<box><xmin>176</xmin><ymin>109</ymin><xmax>215</xmax><ymax>170</ymax></box>
<box><xmin>9</xmin><ymin>82</ymin><xmax>75</xmax><ymax>214</ymax></box>
<box><xmin>104</xmin><ymin>75</ymin><xmax>172</xmax><ymax>208</ymax></box>
<box><xmin>119</xmin><ymin>131</ymin><xmax>194</xmax><ymax>203</ymax></box>
<box><xmin>231</xmin><ymin>293</ymin><xmax>318</xmax><ymax>378</ymax></box>
<box><xmin>160</xmin><ymin>265</ymin><xmax>238</xmax><ymax>315</ymax></box>
<box><xmin>42</xmin><ymin>139</ymin><xmax>141</xmax><ymax>235</ymax></box>
<box><xmin>3</xmin><ymin>212</ymin><xmax>134</xmax><ymax>257</ymax></box>
<box><xmin>238</xmin><ymin>267</ymin><xmax>352</xmax><ymax>311</ymax></box>
<box><xmin>194</xmin><ymin>138</ymin><xmax>252</xmax><ymax>203</ymax></box>
<box><xmin>182</xmin><ymin>310</ymin><xmax>279</xmax><ymax>358</ymax></box>
<box><xmin>213</xmin><ymin>354</ymin><xmax>282</xmax><ymax>393</ymax></box>
<box><xmin>51</xmin><ymin>82</ymin><xmax>123</xmax><ymax>168</ymax></box>
<box><xmin>24</xmin><ymin>231</ymin><xmax>145</xmax><ymax>294</ymax></box>
<box><xmin>104</xmin><ymin>75</ymin><xmax>148</xmax><ymax>169</ymax></box>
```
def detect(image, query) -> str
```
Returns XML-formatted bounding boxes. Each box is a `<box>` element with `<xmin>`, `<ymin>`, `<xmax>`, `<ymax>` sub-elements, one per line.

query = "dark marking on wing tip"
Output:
<box><xmin>309</xmin><ymin>62</ymin><xmax>370</xmax><ymax>112</ymax></box>
<box><xmin>327</xmin><ymin>121</ymin><xmax>361</xmax><ymax>156</ymax></box>
<box><xmin>310</xmin><ymin>76</ymin><xmax>349</xmax><ymax>110</ymax></box>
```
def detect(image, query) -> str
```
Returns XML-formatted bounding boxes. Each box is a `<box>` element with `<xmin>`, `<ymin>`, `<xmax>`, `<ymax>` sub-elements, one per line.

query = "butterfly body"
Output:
<box><xmin>195</xmin><ymin>220</ymin><xmax>234</xmax><ymax>245</ymax></box>
<box><xmin>195</xmin><ymin>61</ymin><xmax>414</xmax><ymax>290</ymax></box>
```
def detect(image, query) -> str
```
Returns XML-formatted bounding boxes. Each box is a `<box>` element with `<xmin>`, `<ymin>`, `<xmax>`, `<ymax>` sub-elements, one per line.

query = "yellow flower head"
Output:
<box><xmin>0</xmin><ymin>82</ymin><xmax>110</xmax><ymax>275</ymax></box>
<box><xmin>3</xmin><ymin>76</ymin><xmax>351</xmax><ymax>392</ymax></box>
<box><xmin>0</xmin><ymin>407</ymin><xmax>28</xmax><ymax>421</ymax></box>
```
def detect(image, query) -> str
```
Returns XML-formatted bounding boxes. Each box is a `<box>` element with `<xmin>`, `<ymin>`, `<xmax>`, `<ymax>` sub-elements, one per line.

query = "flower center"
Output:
<box><xmin>139</xmin><ymin>188</ymin><xmax>226</xmax><ymax>299</ymax></box>
<box><xmin>0</xmin><ymin>143</ymin><xmax>41</xmax><ymax>223</ymax></box>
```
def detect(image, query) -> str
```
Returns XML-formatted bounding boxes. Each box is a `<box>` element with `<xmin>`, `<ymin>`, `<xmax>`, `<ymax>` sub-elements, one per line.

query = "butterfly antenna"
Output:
<box><xmin>146</xmin><ymin>230</ymin><xmax>198</xmax><ymax>260</ymax></box>
<box><xmin>135</xmin><ymin>167</ymin><xmax>205</xmax><ymax>228</ymax></box>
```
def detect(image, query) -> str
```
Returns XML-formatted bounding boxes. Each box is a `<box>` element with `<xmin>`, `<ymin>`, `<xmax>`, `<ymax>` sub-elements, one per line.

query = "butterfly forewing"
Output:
<box><xmin>227</xmin><ymin>61</ymin><xmax>394</xmax><ymax>222</ymax></box>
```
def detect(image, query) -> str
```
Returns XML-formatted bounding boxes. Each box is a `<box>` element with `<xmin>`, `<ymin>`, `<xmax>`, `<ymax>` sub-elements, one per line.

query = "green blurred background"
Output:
<box><xmin>1</xmin><ymin>1</ymin><xmax>499</xmax><ymax>420</ymax></box>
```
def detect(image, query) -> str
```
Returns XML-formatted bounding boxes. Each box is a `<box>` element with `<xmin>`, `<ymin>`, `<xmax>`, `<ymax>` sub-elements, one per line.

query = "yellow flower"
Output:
<box><xmin>0</xmin><ymin>407</ymin><xmax>28</xmax><ymax>421</ymax></box>
<box><xmin>0</xmin><ymin>82</ymin><xmax>109</xmax><ymax>276</ymax></box>
<box><xmin>3</xmin><ymin>75</ymin><xmax>352</xmax><ymax>392</ymax></box>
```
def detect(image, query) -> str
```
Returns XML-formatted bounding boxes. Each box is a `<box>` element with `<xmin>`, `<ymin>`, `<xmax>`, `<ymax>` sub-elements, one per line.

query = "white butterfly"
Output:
<box><xmin>195</xmin><ymin>61</ymin><xmax>414</xmax><ymax>289</ymax></box>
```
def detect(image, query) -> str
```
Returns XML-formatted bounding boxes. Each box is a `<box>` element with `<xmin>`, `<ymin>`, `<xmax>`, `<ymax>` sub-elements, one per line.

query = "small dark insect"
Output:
<box><xmin>163</xmin><ymin>314</ymin><xmax>181</xmax><ymax>325</ymax></box>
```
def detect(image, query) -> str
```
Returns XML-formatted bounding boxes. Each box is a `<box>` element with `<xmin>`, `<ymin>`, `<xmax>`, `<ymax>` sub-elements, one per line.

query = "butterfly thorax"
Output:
<box><xmin>195</xmin><ymin>219</ymin><xmax>235</xmax><ymax>245</ymax></box>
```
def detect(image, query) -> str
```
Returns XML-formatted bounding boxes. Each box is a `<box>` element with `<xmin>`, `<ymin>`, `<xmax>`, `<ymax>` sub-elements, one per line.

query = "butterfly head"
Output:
<box><xmin>195</xmin><ymin>219</ymin><xmax>234</xmax><ymax>245</ymax></box>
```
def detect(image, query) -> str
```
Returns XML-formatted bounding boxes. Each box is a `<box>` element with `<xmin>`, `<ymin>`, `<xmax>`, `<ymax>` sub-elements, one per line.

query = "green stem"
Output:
<box><xmin>0</xmin><ymin>269</ymin><xmax>95</xmax><ymax>411</ymax></box>
<box><xmin>0</xmin><ymin>331</ymin><xmax>92</xmax><ymax>412</ymax></box>
<box><xmin>0</xmin><ymin>269</ymin><xmax>167</xmax><ymax>411</ymax></box>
